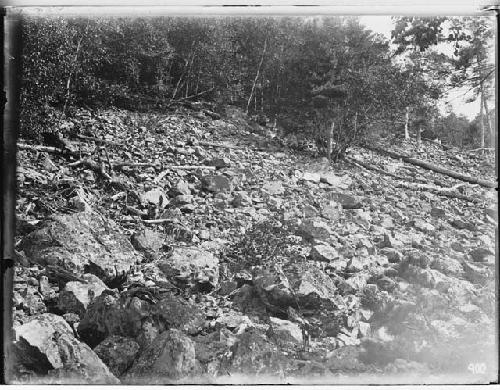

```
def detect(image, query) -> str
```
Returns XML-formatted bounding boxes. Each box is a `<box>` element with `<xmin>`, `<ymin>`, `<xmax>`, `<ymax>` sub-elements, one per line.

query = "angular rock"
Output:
<box><xmin>205</xmin><ymin>157</ymin><xmax>231</xmax><ymax>169</ymax></box>
<box><xmin>379</xmin><ymin>247</ymin><xmax>403</xmax><ymax>263</ymax></box>
<box><xmin>127</xmin><ymin>329</ymin><xmax>196</xmax><ymax>380</ymax></box>
<box><xmin>232</xmin><ymin>191</ymin><xmax>252</xmax><ymax>207</ymax></box>
<box><xmin>58</xmin><ymin>274</ymin><xmax>107</xmax><ymax>316</ymax></box>
<box><xmin>297</xmin><ymin>218</ymin><xmax>332</xmax><ymax>242</ymax></box>
<box><xmin>320</xmin><ymin>173</ymin><xmax>352</xmax><ymax>188</ymax></box>
<box><xmin>269</xmin><ymin>317</ymin><xmax>302</xmax><ymax>344</ymax></box>
<box><xmin>140</xmin><ymin>188</ymin><xmax>169</xmax><ymax>208</ymax></box>
<box><xmin>302</xmin><ymin>172</ymin><xmax>321</xmax><ymax>183</ymax></box>
<box><xmin>173</xmin><ymin>179</ymin><xmax>191</xmax><ymax>196</ymax></box>
<box><xmin>320</xmin><ymin>200</ymin><xmax>342</xmax><ymax>221</ymax></box>
<box><xmin>21</xmin><ymin>212</ymin><xmax>140</xmax><ymax>283</ymax></box>
<box><xmin>261</xmin><ymin>180</ymin><xmax>285</xmax><ymax>195</ymax></box>
<box><xmin>469</xmin><ymin>247</ymin><xmax>495</xmax><ymax>263</ymax></box>
<box><xmin>310</xmin><ymin>244</ymin><xmax>339</xmax><ymax>262</ymax></box>
<box><xmin>228</xmin><ymin>328</ymin><xmax>283</xmax><ymax>375</ymax></box>
<box><xmin>203</xmin><ymin>174</ymin><xmax>232</xmax><ymax>193</ymax></box>
<box><xmin>94</xmin><ymin>336</ymin><xmax>140</xmax><ymax>377</ymax></box>
<box><xmin>78</xmin><ymin>290</ymin><xmax>204</xmax><ymax>348</ymax></box>
<box><xmin>131</xmin><ymin>229</ymin><xmax>165</xmax><ymax>254</ymax></box>
<box><xmin>327</xmin><ymin>192</ymin><xmax>363</xmax><ymax>209</ymax></box>
<box><xmin>157</xmin><ymin>247</ymin><xmax>219</xmax><ymax>290</ymax></box>
<box><xmin>14</xmin><ymin>313</ymin><xmax>118</xmax><ymax>384</ymax></box>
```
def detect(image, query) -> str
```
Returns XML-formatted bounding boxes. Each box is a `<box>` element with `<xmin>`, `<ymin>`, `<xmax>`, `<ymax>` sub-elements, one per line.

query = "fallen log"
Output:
<box><xmin>75</xmin><ymin>134</ymin><xmax>123</xmax><ymax>146</ymax></box>
<box><xmin>197</xmin><ymin>141</ymin><xmax>243</xmax><ymax>150</ymax></box>
<box><xmin>362</xmin><ymin>144</ymin><xmax>497</xmax><ymax>189</ymax></box>
<box><xmin>17</xmin><ymin>142</ymin><xmax>87</xmax><ymax>157</ymax></box>
<box><xmin>395</xmin><ymin>182</ymin><xmax>479</xmax><ymax>203</ymax></box>
<box><xmin>346</xmin><ymin>156</ymin><xmax>427</xmax><ymax>184</ymax></box>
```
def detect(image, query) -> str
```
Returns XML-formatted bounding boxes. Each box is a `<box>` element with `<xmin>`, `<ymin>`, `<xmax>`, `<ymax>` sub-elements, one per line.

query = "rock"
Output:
<box><xmin>58</xmin><ymin>274</ymin><xmax>108</xmax><ymax>316</ymax></box>
<box><xmin>173</xmin><ymin>179</ymin><xmax>191</xmax><ymax>196</ymax></box>
<box><xmin>38</xmin><ymin>276</ymin><xmax>56</xmax><ymax>299</ymax></box>
<box><xmin>175</xmin><ymin>195</ymin><xmax>194</xmax><ymax>205</ymax></box>
<box><xmin>320</xmin><ymin>173</ymin><xmax>351</xmax><ymax>188</ymax></box>
<box><xmin>319</xmin><ymin>200</ymin><xmax>342</xmax><ymax>221</ymax></box>
<box><xmin>302</xmin><ymin>172</ymin><xmax>321</xmax><ymax>183</ymax></box>
<box><xmin>297</xmin><ymin>218</ymin><xmax>332</xmax><ymax>242</ymax></box>
<box><xmin>218</xmin><ymin>280</ymin><xmax>238</xmax><ymax>296</ymax></box>
<box><xmin>202</xmin><ymin>175</ymin><xmax>233</xmax><ymax>193</ymax></box>
<box><xmin>127</xmin><ymin>329</ymin><xmax>196</xmax><ymax>380</ymax></box>
<box><xmin>450</xmin><ymin>241</ymin><xmax>465</xmax><ymax>252</ymax></box>
<box><xmin>150</xmin><ymin>295</ymin><xmax>205</xmax><ymax>335</ymax></box>
<box><xmin>303</xmin><ymin>204</ymin><xmax>319</xmax><ymax>218</ymax></box>
<box><xmin>205</xmin><ymin>157</ymin><xmax>231</xmax><ymax>169</ymax></box>
<box><xmin>228</xmin><ymin>328</ymin><xmax>283</xmax><ymax>374</ymax></box>
<box><xmin>404</xmin><ymin>251</ymin><xmax>431</xmax><ymax>269</ymax></box>
<box><xmin>484</xmin><ymin>206</ymin><xmax>497</xmax><ymax>221</ymax></box>
<box><xmin>469</xmin><ymin>248</ymin><xmax>495</xmax><ymax>263</ymax></box>
<box><xmin>157</xmin><ymin>247</ymin><xmax>219</xmax><ymax>290</ymax></box>
<box><xmin>462</xmin><ymin>261</ymin><xmax>494</xmax><ymax>284</ymax></box>
<box><xmin>130</xmin><ymin>229</ymin><xmax>165</xmax><ymax>255</ymax></box>
<box><xmin>379</xmin><ymin>247</ymin><xmax>403</xmax><ymax>263</ymax></box>
<box><xmin>216</xmin><ymin>311</ymin><xmax>253</xmax><ymax>333</ymax></box>
<box><xmin>41</xmin><ymin>154</ymin><xmax>58</xmax><ymax>172</ymax></box>
<box><xmin>347</xmin><ymin>257</ymin><xmax>366</xmax><ymax>272</ymax></box>
<box><xmin>94</xmin><ymin>336</ymin><xmax>140</xmax><ymax>377</ymax></box>
<box><xmin>232</xmin><ymin>191</ymin><xmax>252</xmax><ymax>207</ymax></box>
<box><xmin>430</xmin><ymin>208</ymin><xmax>446</xmax><ymax>218</ymax></box>
<box><xmin>140</xmin><ymin>188</ymin><xmax>169</xmax><ymax>208</ymax></box>
<box><xmin>79</xmin><ymin>290</ymin><xmax>204</xmax><ymax>348</ymax></box>
<box><xmin>381</xmin><ymin>232</ymin><xmax>403</xmax><ymax>248</ymax></box>
<box><xmin>376</xmin><ymin>277</ymin><xmax>396</xmax><ymax>292</ymax></box>
<box><xmin>21</xmin><ymin>212</ymin><xmax>140</xmax><ymax>283</ymax></box>
<box><xmin>430</xmin><ymin>257</ymin><xmax>463</xmax><ymax>276</ymax></box>
<box><xmin>413</xmin><ymin>219</ymin><xmax>435</xmax><ymax>233</ymax></box>
<box><xmin>269</xmin><ymin>317</ymin><xmax>302</xmax><ymax>344</ymax></box>
<box><xmin>450</xmin><ymin>218</ymin><xmax>476</xmax><ymax>231</ymax></box>
<box><xmin>310</xmin><ymin>244</ymin><xmax>339</xmax><ymax>262</ymax></box>
<box><xmin>261</xmin><ymin>180</ymin><xmax>285</xmax><ymax>195</ymax></box>
<box><xmin>17</xmin><ymin>287</ymin><xmax>47</xmax><ymax>315</ymax></box>
<box><xmin>14</xmin><ymin>314</ymin><xmax>118</xmax><ymax>384</ymax></box>
<box><xmin>327</xmin><ymin>192</ymin><xmax>363</xmax><ymax>209</ymax></box>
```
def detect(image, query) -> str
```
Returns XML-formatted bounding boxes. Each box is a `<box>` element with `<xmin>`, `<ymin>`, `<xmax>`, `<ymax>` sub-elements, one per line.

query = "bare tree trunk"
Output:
<box><xmin>327</xmin><ymin>121</ymin><xmax>335</xmax><ymax>162</ymax></box>
<box><xmin>483</xmin><ymin>95</ymin><xmax>493</xmax><ymax>148</ymax></box>
<box><xmin>416</xmin><ymin>126</ymin><xmax>421</xmax><ymax>146</ymax></box>
<box><xmin>62</xmin><ymin>21</ymin><xmax>90</xmax><ymax>117</ymax></box>
<box><xmin>404</xmin><ymin>106</ymin><xmax>410</xmax><ymax>140</ymax></box>
<box><xmin>246</xmin><ymin>38</ymin><xmax>268</xmax><ymax>115</ymax></box>
<box><xmin>479</xmin><ymin>83</ymin><xmax>485</xmax><ymax>149</ymax></box>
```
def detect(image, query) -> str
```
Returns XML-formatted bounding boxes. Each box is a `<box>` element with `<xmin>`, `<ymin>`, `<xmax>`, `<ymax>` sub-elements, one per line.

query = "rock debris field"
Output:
<box><xmin>11</xmin><ymin>104</ymin><xmax>497</xmax><ymax>384</ymax></box>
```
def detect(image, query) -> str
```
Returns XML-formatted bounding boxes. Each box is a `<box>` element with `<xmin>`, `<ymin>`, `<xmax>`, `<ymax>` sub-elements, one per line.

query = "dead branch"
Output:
<box><xmin>143</xmin><ymin>218</ymin><xmax>178</xmax><ymax>224</ymax></box>
<box><xmin>362</xmin><ymin>143</ymin><xmax>497</xmax><ymax>189</ymax></box>
<box><xmin>197</xmin><ymin>141</ymin><xmax>243</xmax><ymax>150</ymax></box>
<box><xmin>395</xmin><ymin>182</ymin><xmax>479</xmax><ymax>203</ymax></box>
<box><xmin>75</xmin><ymin>134</ymin><xmax>123</xmax><ymax>146</ymax></box>
<box><xmin>346</xmin><ymin>156</ymin><xmax>426</xmax><ymax>184</ymax></box>
<box><xmin>18</xmin><ymin>143</ymin><xmax>86</xmax><ymax>158</ymax></box>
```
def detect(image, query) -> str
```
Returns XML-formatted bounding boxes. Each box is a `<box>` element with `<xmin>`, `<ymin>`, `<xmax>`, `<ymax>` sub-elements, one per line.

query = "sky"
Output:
<box><xmin>359</xmin><ymin>15</ymin><xmax>495</xmax><ymax>120</ymax></box>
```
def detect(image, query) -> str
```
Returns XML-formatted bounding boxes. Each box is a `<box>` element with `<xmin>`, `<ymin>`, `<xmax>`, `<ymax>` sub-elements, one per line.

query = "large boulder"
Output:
<box><xmin>94</xmin><ymin>336</ymin><xmax>140</xmax><ymax>377</ymax></box>
<box><xmin>57</xmin><ymin>274</ymin><xmax>108</xmax><ymax>316</ymax></box>
<box><xmin>157</xmin><ymin>247</ymin><xmax>219</xmax><ymax>290</ymax></box>
<box><xmin>201</xmin><ymin>175</ymin><xmax>233</xmax><ymax>193</ymax></box>
<box><xmin>78</xmin><ymin>290</ymin><xmax>204</xmax><ymax>348</ymax></box>
<box><xmin>126</xmin><ymin>329</ymin><xmax>196</xmax><ymax>381</ymax></box>
<box><xmin>14</xmin><ymin>313</ymin><xmax>118</xmax><ymax>384</ymax></box>
<box><xmin>21</xmin><ymin>212</ymin><xmax>140</xmax><ymax>284</ymax></box>
<box><xmin>297</xmin><ymin>218</ymin><xmax>332</xmax><ymax>242</ymax></box>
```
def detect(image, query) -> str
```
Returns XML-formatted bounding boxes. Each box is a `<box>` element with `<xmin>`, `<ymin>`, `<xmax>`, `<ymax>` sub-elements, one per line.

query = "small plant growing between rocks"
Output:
<box><xmin>223</xmin><ymin>217</ymin><xmax>305</xmax><ymax>274</ymax></box>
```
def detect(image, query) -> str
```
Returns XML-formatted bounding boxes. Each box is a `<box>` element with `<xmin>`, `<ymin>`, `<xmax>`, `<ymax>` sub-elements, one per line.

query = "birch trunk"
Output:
<box><xmin>404</xmin><ymin>106</ymin><xmax>410</xmax><ymax>140</ymax></box>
